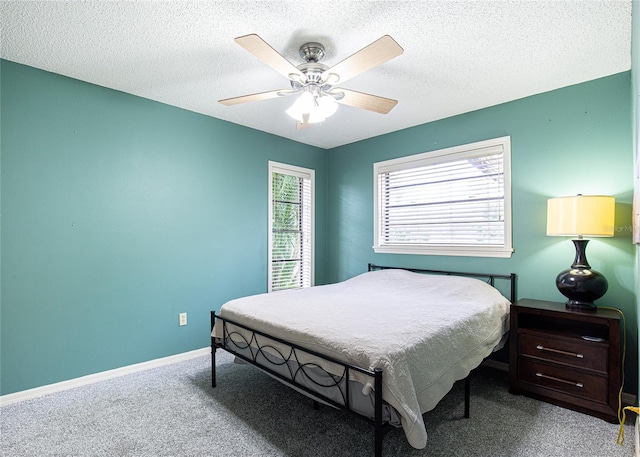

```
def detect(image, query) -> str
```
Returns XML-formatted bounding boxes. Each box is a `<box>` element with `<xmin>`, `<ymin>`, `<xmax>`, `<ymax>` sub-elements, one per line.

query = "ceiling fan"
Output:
<box><xmin>219</xmin><ymin>34</ymin><xmax>404</xmax><ymax>129</ymax></box>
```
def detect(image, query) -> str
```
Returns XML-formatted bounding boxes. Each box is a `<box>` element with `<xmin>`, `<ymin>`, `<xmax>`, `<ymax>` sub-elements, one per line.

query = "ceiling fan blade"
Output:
<box><xmin>322</xmin><ymin>35</ymin><xmax>403</xmax><ymax>84</ymax></box>
<box><xmin>235</xmin><ymin>34</ymin><xmax>305</xmax><ymax>81</ymax></box>
<box><xmin>333</xmin><ymin>88</ymin><xmax>398</xmax><ymax>114</ymax></box>
<box><xmin>296</xmin><ymin>113</ymin><xmax>314</xmax><ymax>130</ymax></box>
<box><xmin>219</xmin><ymin>89</ymin><xmax>291</xmax><ymax>106</ymax></box>
<box><xmin>296</xmin><ymin>121</ymin><xmax>314</xmax><ymax>130</ymax></box>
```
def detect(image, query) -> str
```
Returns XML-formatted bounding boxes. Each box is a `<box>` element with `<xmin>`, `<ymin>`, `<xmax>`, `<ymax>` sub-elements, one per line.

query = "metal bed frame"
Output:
<box><xmin>210</xmin><ymin>263</ymin><xmax>517</xmax><ymax>457</ymax></box>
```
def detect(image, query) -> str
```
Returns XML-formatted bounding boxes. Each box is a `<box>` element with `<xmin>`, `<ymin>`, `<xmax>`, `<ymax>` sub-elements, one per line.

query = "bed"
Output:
<box><xmin>210</xmin><ymin>264</ymin><xmax>516</xmax><ymax>456</ymax></box>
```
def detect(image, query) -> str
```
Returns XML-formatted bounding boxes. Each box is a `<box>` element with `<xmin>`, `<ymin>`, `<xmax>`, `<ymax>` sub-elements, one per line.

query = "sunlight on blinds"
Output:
<box><xmin>271</xmin><ymin>171</ymin><xmax>312</xmax><ymax>291</ymax></box>
<box><xmin>374</xmin><ymin>137</ymin><xmax>512</xmax><ymax>257</ymax></box>
<box><xmin>379</xmin><ymin>153</ymin><xmax>504</xmax><ymax>245</ymax></box>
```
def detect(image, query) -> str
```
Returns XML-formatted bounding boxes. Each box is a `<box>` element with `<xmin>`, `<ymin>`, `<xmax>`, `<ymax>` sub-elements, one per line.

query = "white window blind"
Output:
<box><xmin>268</xmin><ymin>162</ymin><xmax>314</xmax><ymax>291</ymax></box>
<box><xmin>374</xmin><ymin>137</ymin><xmax>512</xmax><ymax>258</ymax></box>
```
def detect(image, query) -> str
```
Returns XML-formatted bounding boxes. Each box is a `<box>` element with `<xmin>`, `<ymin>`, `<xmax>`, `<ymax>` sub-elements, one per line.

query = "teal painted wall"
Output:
<box><xmin>327</xmin><ymin>72</ymin><xmax>638</xmax><ymax>392</ymax></box>
<box><xmin>2</xmin><ymin>59</ymin><xmax>638</xmax><ymax>397</ymax></box>
<box><xmin>0</xmin><ymin>60</ymin><xmax>327</xmax><ymax>395</ymax></box>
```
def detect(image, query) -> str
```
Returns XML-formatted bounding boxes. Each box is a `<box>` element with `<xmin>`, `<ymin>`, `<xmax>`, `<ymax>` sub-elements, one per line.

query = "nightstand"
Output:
<box><xmin>509</xmin><ymin>299</ymin><xmax>621</xmax><ymax>423</ymax></box>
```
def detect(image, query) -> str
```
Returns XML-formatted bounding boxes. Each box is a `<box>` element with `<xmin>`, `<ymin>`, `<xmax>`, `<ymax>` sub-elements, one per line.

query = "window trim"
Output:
<box><xmin>268</xmin><ymin>161</ymin><xmax>315</xmax><ymax>291</ymax></box>
<box><xmin>373</xmin><ymin>136</ymin><xmax>513</xmax><ymax>258</ymax></box>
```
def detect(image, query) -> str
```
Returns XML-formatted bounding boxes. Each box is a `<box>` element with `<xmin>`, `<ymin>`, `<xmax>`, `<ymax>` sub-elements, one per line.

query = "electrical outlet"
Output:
<box><xmin>179</xmin><ymin>312</ymin><xmax>187</xmax><ymax>326</ymax></box>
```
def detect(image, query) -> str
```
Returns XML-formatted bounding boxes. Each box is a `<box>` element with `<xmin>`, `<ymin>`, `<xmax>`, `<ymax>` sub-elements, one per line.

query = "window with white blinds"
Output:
<box><xmin>373</xmin><ymin>136</ymin><xmax>513</xmax><ymax>258</ymax></box>
<box><xmin>268</xmin><ymin>161</ymin><xmax>314</xmax><ymax>292</ymax></box>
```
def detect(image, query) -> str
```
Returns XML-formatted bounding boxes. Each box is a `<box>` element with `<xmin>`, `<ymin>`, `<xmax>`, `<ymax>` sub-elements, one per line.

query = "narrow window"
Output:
<box><xmin>373</xmin><ymin>136</ymin><xmax>513</xmax><ymax>258</ymax></box>
<box><xmin>268</xmin><ymin>161</ymin><xmax>315</xmax><ymax>291</ymax></box>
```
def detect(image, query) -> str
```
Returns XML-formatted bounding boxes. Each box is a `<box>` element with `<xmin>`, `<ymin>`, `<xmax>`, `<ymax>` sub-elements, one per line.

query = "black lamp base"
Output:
<box><xmin>556</xmin><ymin>239</ymin><xmax>608</xmax><ymax>313</ymax></box>
<box><xmin>562</xmin><ymin>296</ymin><xmax>599</xmax><ymax>312</ymax></box>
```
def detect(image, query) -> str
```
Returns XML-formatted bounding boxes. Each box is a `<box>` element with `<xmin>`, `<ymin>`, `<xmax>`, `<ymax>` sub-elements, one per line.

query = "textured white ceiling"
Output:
<box><xmin>0</xmin><ymin>1</ymin><xmax>632</xmax><ymax>149</ymax></box>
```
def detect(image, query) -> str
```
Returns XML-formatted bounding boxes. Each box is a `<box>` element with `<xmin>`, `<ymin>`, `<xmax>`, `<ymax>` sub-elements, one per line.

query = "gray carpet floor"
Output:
<box><xmin>0</xmin><ymin>350</ymin><xmax>635</xmax><ymax>456</ymax></box>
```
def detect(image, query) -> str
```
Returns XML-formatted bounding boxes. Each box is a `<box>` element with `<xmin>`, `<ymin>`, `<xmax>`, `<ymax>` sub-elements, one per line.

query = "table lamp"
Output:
<box><xmin>546</xmin><ymin>194</ymin><xmax>615</xmax><ymax>311</ymax></box>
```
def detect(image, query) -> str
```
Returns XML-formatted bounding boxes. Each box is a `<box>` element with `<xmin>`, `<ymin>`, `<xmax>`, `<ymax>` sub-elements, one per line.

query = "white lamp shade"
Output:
<box><xmin>316</xmin><ymin>95</ymin><xmax>338</xmax><ymax>118</ymax></box>
<box><xmin>286</xmin><ymin>92</ymin><xmax>314</xmax><ymax>120</ymax></box>
<box><xmin>547</xmin><ymin>195</ymin><xmax>615</xmax><ymax>237</ymax></box>
<box><xmin>285</xmin><ymin>92</ymin><xmax>338</xmax><ymax>123</ymax></box>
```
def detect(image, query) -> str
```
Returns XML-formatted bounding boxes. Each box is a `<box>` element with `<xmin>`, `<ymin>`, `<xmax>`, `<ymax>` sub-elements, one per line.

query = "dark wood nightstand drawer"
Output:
<box><xmin>509</xmin><ymin>299</ymin><xmax>621</xmax><ymax>423</ymax></box>
<box><xmin>518</xmin><ymin>358</ymin><xmax>609</xmax><ymax>403</ymax></box>
<box><xmin>518</xmin><ymin>330</ymin><xmax>608</xmax><ymax>373</ymax></box>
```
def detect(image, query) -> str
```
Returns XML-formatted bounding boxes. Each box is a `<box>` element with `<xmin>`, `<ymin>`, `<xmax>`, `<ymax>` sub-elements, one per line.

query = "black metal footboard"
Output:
<box><xmin>210</xmin><ymin>265</ymin><xmax>516</xmax><ymax>456</ymax></box>
<box><xmin>210</xmin><ymin>312</ymin><xmax>393</xmax><ymax>457</ymax></box>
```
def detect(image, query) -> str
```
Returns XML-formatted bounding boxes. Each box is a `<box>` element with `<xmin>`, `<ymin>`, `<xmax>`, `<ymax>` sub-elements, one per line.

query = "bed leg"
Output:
<box><xmin>211</xmin><ymin>311</ymin><xmax>217</xmax><ymax>389</ymax></box>
<box><xmin>374</xmin><ymin>367</ymin><xmax>383</xmax><ymax>457</ymax></box>
<box><xmin>464</xmin><ymin>375</ymin><xmax>470</xmax><ymax>418</ymax></box>
<box><xmin>375</xmin><ymin>426</ymin><xmax>383</xmax><ymax>457</ymax></box>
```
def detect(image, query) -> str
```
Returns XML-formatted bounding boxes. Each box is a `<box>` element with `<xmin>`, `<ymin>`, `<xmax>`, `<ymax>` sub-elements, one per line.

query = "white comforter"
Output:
<box><xmin>212</xmin><ymin>269</ymin><xmax>511</xmax><ymax>449</ymax></box>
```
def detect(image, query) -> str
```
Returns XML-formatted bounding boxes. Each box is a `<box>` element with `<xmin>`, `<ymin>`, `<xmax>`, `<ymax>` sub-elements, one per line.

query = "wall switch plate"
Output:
<box><xmin>179</xmin><ymin>313</ymin><xmax>187</xmax><ymax>326</ymax></box>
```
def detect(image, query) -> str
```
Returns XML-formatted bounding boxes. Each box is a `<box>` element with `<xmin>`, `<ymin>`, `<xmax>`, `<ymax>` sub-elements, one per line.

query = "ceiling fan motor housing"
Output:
<box><xmin>299</xmin><ymin>42</ymin><xmax>325</xmax><ymax>63</ymax></box>
<box><xmin>295</xmin><ymin>62</ymin><xmax>329</xmax><ymax>83</ymax></box>
<box><xmin>295</xmin><ymin>42</ymin><xmax>332</xmax><ymax>89</ymax></box>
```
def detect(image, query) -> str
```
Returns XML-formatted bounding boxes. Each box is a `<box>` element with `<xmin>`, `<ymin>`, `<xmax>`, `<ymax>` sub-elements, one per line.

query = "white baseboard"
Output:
<box><xmin>0</xmin><ymin>347</ymin><xmax>210</xmax><ymax>407</ymax></box>
<box><xmin>635</xmin><ymin>416</ymin><xmax>639</xmax><ymax>457</ymax></box>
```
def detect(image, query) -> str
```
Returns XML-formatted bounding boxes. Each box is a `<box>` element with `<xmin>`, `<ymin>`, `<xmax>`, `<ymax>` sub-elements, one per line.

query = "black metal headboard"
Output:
<box><xmin>368</xmin><ymin>263</ymin><xmax>517</xmax><ymax>304</ymax></box>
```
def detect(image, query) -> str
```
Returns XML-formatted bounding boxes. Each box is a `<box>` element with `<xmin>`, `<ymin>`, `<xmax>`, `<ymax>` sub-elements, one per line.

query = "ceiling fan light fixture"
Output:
<box><xmin>221</xmin><ymin>34</ymin><xmax>404</xmax><ymax>127</ymax></box>
<box><xmin>286</xmin><ymin>91</ymin><xmax>314</xmax><ymax>120</ymax></box>
<box><xmin>306</xmin><ymin>110</ymin><xmax>327</xmax><ymax>124</ymax></box>
<box><xmin>286</xmin><ymin>91</ymin><xmax>337</xmax><ymax>124</ymax></box>
<box><xmin>317</xmin><ymin>94</ymin><xmax>338</xmax><ymax>118</ymax></box>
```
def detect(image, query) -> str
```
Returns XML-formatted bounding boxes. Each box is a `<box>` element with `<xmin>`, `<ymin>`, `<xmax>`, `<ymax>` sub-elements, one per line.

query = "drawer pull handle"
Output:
<box><xmin>536</xmin><ymin>372</ymin><xmax>584</xmax><ymax>388</ymax></box>
<box><xmin>536</xmin><ymin>344</ymin><xmax>584</xmax><ymax>359</ymax></box>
